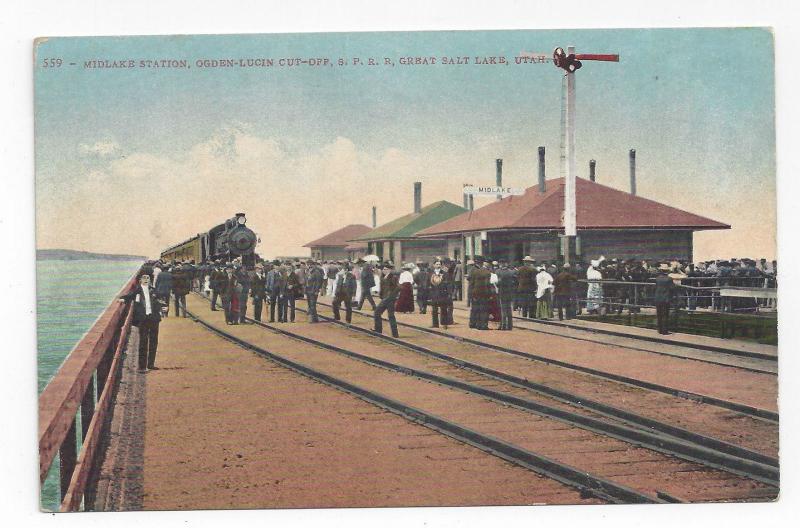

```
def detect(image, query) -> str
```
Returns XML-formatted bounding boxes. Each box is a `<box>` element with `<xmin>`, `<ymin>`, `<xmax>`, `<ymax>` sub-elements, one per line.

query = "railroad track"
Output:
<box><xmin>500</xmin><ymin>309</ymin><xmax>777</xmax><ymax>361</ymax></box>
<box><xmin>186</xmin><ymin>295</ymin><xmax>779</xmax><ymax>503</ymax></box>
<box><xmin>311</xmin><ymin>299</ymin><xmax>778</xmax><ymax>424</ymax></box>
<box><xmin>185</xmin><ymin>311</ymin><xmax>655</xmax><ymax>504</ymax></box>
<box><xmin>291</xmin><ymin>297</ymin><xmax>778</xmax><ymax>460</ymax></box>
<box><xmin>447</xmin><ymin>305</ymin><xmax>777</xmax><ymax>374</ymax></box>
<box><xmin>287</xmin><ymin>304</ymin><xmax>778</xmax><ymax>470</ymax></box>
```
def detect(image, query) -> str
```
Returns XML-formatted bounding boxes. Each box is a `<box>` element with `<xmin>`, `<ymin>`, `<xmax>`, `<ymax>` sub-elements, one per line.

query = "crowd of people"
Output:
<box><xmin>120</xmin><ymin>253</ymin><xmax>777</xmax><ymax>371</ymax></box>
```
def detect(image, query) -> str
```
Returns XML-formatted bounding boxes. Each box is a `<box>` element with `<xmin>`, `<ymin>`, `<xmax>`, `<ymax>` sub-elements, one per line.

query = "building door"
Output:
<box><xmin>514</xmin><ymin>242</ymin><xmax>524</xmax><ymax>264</ymax></box>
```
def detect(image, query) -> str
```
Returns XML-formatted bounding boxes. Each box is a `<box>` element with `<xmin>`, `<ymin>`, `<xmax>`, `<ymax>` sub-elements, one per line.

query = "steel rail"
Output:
<box><xmin>185</xmin><ymin>309</ymin><xmax>662</xmax><ymax>505</ymax></box>
<box><xmin>313</xmin><ymin>300</ymin><xmax>779</xmax><ymax>423</ymax></box>
<box><xmin>447</xmin><ymin>305</ymin><xmax>777</xmax><ymax>371</ymax></box>
<box><xmin>287</xmin><ymin>304</ymin><xmax>778</xmax><ymax>470</ymax></box>
<box><xmin>503</xmin><ymin>309</ymin><xmax>777</xmax><ymax>361</ymax></box>
<box><xmin>234</xmin><ymin>312</ymin><xmax>777</xmax><ymax>487</ymax></box>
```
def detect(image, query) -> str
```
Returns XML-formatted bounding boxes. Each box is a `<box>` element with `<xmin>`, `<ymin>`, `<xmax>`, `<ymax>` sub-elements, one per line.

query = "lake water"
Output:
<box><xmin>37</xmin><ymin>259</ymin><xmax>143</xmax><ymax>511</ymax></box>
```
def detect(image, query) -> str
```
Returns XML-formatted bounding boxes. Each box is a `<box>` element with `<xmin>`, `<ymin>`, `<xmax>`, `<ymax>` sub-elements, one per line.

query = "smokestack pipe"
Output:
<box><xmin>589</xmin><ymin>159</ymin><xmax>596</xmax><ymax>182</ymax></box>
<box><xmin>413</xmin><ymin>182</ymin><xmax>422</xmax><ymax>213</ymax></box>
<box><xmin>496</xmin><ymin>159</ymin><xmax>503</xmax><ymax>201</ymax></box>
<box><xmin>629</xmin><ymin>149</ymin><xmax>636</xmax><ymax>196</ymax></box>
<box><xmin>372</xmin><ymin>206</ymin><xmax>377</xmax><ymax>228</ymax></box>
<box><xmin>463</xmin><ymin>192</ymin><xmax>469</xmax><ymax>209</ymax></box>
<box><xmin>538</xmin><ymin>146</ymin><xmax>546</xmax><ymax>193</ymax></box>
<box><xmin>468</xmin><ymin>194</ymin><xmax>474</xmax><ymax>211</ymax></box>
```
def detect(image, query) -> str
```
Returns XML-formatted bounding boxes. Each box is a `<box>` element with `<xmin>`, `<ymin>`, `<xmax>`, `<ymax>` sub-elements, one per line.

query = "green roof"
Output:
<box><xmin>352</xmin><ymin>201</ymin><xmax>467</xmax><ymax>242</ymax></box>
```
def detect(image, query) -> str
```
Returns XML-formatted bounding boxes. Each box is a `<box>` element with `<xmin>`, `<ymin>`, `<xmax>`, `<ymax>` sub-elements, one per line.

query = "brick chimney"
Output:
<box><xmin>496</xmin><ymin>159</ymin><xmax>503</xmax><ymax>201</ymax></box>
<box><xmin>538</xmin><ymin>146</ymin><xmax>546</xmax><ymax>193</ymax></box>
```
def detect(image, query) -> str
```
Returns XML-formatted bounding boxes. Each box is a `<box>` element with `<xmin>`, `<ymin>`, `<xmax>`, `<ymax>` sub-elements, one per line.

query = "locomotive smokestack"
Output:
<box><xmin>372</xmin><ymin>206</ymin><xmax>377</xmax><ymax>228</ymax></box>
<box><xmin>629</xmin><ymin>149</ymin><xmax>636</xmax><ymax>196</ymax></box>
<box><xmin>538</xmin><ymin>146</ymin><xmax>546</xmax><ymax>193</ymax></box>
<box><xmin>413</xmin><ymin>182</ymin><xmax>422</xmax><ymax>214</ymax></box>
<box><xmin>589</xmin><ymin>159</ymin><xmax>596</xmax><ymax>182</ymax></box>
<box><xmin>496</xmin><ymin>159</ymin><xmax>503</xmax><ymax>201</ymax></box>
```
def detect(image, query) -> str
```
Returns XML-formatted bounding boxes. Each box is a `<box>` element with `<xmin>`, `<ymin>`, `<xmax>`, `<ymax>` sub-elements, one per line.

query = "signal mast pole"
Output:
<box><xmin>551</xmin><ymin>46</ymin><xmax>619</xmax><ymax>264</ymax></box>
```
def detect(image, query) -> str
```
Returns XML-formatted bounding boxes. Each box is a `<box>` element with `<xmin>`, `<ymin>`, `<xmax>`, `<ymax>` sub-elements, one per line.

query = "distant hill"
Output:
<box><xmin>37</xmin><ymin>249</ymin><xmax>147</xmax><ymax>261</ymax></box>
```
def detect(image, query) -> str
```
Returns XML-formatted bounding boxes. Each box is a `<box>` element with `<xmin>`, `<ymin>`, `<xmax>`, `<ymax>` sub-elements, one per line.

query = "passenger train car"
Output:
<box><xmin>160</xmin><ymin>212</ymin><xmax>259</xmax><ymax>268</ymax></box>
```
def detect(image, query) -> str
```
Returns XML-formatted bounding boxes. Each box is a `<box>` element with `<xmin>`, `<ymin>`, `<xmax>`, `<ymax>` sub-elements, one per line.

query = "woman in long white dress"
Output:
<box><xmin>586</xmin><ymin>258</ymin><xmax>605</xmax><ymax>314</ymax></box>
<box><xmin>535</xmin><ymin>266</ymin><xmax>554</xmax><ymax>319</ymax></box>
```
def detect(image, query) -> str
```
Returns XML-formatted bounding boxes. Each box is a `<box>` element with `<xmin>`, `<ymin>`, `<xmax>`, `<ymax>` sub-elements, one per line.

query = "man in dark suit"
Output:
<box><xmin>374</xmin><ymin>262</ymin><xmax>400</xmax><ymax>337</ymax></box>
<box><xmin>219</xmin><ymin>265</ymin><xmax>238</xmax><ymax>324</ymax></box>
<box><xmin>442</xmin><ymin>258</ymin><xmax>457</xmax><ymax>326</ymax></box>
<box><xmin>357</xmin><ymin>261</ymin><xmax>377</xmax><ymax>310</ymax></box>
<box><xmin>305</xmin><ymin>260</ymin><xmax>324</xmax><ymax>323</ymax></box>
<box><xmin>654</xmin><ymin>264</ymin><xmax>676</xmax><ymax>335</ymax></box>
<box><xmin>516</xmin><ymin>256</ymin><xmax>536</xmax><ymax>318</ymax></box>
<box><xmin>209</xmin><ymin>261</ymin><xmax>225</xmax><ymax>310</ymax></box>
<box><xmin>282</xmin><ymin>262</ymin><xmax>300</xmax><ymax>322</ymax></box>
<box><xmin>553</xmin><ymin>263</ymin><xmax>578</xmax><ymax>320</ymax></box>
<box><xmin>468</xmin><ymin>257</ymin><xmax>491</xmax><ymax>329</ymax></box>
<box><xmin>332</xmin><ymin>263</ymin><xmax>357</xmax><ymax>323</ymax></box>
<box><xmin>250</xmin><ymin>263</ymin><xmax>267</xmax><ymax>322</ymax></box>
<box><xmin>154</xmin><ymin>265</ymin><xmax>173</xmax><ymax>317</ymax></box>
<box><xmin>266</xmin><ymin>260</ymin><xmax>282</xmax><ymax>322</ymax></box>
<box><xmin>235</xmin><ymin>263</ymin><xmax>251</xmax><ymax>323</ymax></box>
<box><xmin>171</xmin><ymin>263</ymin><xmax>191</xmax><ymax>318</ymax></box>
<box><xmin>429</xmin><ymin>260</ymin><xmax>451</xmax><ymax>328</ymax></box>
<box><xmin>496</xmin><ymin>260</ymin><xmax>518</xmax><ymax>330</ymax></box>
<box><xmin>414</xmin><ymin>262</ymin><xmax>431</xmax><ymax>314</ymax></box>
<box><xmin>119</xmin><ymin>273</ymin><xmax>166</xmax><ymax>371</ymax></box>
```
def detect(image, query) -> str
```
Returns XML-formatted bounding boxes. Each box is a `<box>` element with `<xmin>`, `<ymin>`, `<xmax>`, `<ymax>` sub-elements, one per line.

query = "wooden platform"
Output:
<box><xmin>94</xmin><ymin>297</ymin><xmax>598</xmax><ymax>510</ymax></box>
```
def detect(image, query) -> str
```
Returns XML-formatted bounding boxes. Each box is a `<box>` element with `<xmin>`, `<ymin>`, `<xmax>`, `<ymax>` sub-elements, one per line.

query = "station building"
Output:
<box><xmin>350</xmin><ymin>182</ymin><xmax>467</xmax><ymax>267</ymax></box>
<box><xmin>303</xmin><ymin>224</ymin><xmax>372</xmax><ymax>261</ymax></box>
<box><xmin>415</xmin><ymin>177</ymin><xmax>729</xmax><ymax>264</ymax></box>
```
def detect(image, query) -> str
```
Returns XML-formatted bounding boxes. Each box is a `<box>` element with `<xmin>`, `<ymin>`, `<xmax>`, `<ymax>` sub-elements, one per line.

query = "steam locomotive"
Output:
<box><xmin>160</xmin><ymin>213</ymin><xmax>259</xmax><ymax>269</ymax></box>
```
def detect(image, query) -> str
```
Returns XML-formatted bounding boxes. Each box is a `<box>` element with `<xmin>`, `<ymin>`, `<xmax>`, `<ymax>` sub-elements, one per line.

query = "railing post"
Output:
<box><xmin>59</xmin><ymin>418</ymin><xmax>77</xmax><ymax>502</ymax></box>
<box><xmin>97</xmin><ymin>342</ymin><xmax>115</xmax><ymax>397</ymax></box>
<box><xmin>81</xmin><ymin>377</ymin><xmax>95</xmax><ymax>441</ymax></box>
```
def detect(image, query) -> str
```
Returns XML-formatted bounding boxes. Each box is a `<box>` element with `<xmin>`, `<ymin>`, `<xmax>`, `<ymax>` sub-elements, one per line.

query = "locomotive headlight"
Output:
<box><xmin>237</xmin><ymin>215</ymin><xmax>247</xmax><ymax>225</ymax></box>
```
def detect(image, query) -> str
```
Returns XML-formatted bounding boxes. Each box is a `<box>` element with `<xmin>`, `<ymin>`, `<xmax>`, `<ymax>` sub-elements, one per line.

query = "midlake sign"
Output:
<box><xmin>462</xmin><ymin>184</ymin><xmax>525</xmax><ymax>196</ymax></box>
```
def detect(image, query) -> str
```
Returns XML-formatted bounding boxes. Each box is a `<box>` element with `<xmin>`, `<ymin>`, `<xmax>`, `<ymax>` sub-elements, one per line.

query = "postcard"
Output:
<box><xmin>35</xmin><ymin>28</ymin><xmax>778</xmax><ymax>512</ymax></box>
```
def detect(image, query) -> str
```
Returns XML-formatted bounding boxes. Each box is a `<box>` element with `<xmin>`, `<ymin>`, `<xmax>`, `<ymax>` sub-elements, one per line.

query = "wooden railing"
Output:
<box><xmin>38</xmin><ymin>268</ymin><xmax>140</xmax><ymax>511</ymax></box>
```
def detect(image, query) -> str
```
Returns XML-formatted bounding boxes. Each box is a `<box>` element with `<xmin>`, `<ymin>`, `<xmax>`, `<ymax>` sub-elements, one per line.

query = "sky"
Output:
<box><xmin>34</xmin><ymin>28</ymin><xmax>776</xmax><ymax>261</ymax></box>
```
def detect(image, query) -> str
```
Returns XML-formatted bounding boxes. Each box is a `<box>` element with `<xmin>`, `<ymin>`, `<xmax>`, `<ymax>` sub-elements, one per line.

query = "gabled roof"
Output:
<box><xmin>303</xmin><ymin>224</ymin><xmax>372</xmax><ymax>248</ymax></box>
<box><xmin>417</xmin><ymin>178</ymin><xmax>730</xmax><ymax>237</ymax></box>
<box><xmin>344</xmin><ymin>241</ymin><xmax>368</xmax><ymax>251</ymax></box>
<box><xmin>352</xmin><ymin>201</ymin><xmax>467</xmax><ymax>242</ymax></box>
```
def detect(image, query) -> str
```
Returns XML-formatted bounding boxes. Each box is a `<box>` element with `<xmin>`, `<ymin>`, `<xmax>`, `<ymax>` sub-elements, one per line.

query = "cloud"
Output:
<box><xmin>78</xmin><ymin>139</ymin><xmax>121</xmax><ymax>157</ymax></box>
<box><xmin>38</xmin><ymin>124</ymin><xmax>776</xmax><ymax>262</ymax></box>
<box><xmin>39</xmin><ymin>127</ymin><xmax>441</xmax><ymax>258</ymax></box>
